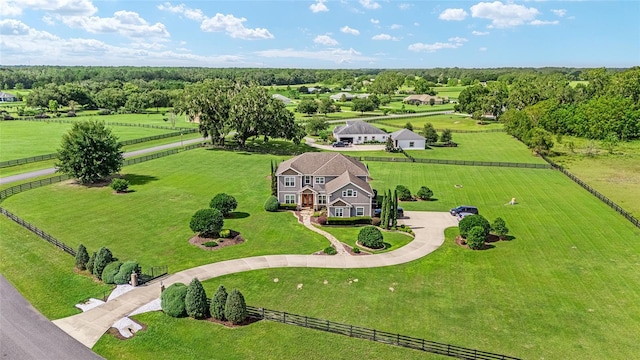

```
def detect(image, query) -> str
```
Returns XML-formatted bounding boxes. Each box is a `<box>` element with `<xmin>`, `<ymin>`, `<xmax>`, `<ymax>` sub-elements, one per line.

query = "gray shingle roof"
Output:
<box><xmin>276</xmin><ymin>152</ymin><xmax>369</xmax><ymax>177</ymax></box>
<box><xmin>325</xmin><ymin>171</ymin><xmax>372</xmax><ymax>195</ymax></box>
<box><xmin>390</xmin><ymin>128</ymin><xmax>425</xmax><ymax>141</ymax></box>
<box><xmin>333</xmin><ymin>120</ymin><xmax>387</xmax><ymax>136</ymax></box>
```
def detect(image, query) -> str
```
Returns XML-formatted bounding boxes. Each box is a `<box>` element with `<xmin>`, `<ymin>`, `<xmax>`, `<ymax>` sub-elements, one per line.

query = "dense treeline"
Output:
<box><xmin>455</xmin><ymin>67</ymin><xmax>640</xmax><ymax>147</ymax></box>
<box><xmin>0</xmin><ymin>66</ymin><xmax>620</xmax><ymax>90</ymax></box>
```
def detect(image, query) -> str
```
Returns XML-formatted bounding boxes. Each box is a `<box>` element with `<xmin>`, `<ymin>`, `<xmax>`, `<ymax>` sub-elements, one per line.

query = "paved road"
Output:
<box><xmin>53</xmin><ymin>211</ymin><xmax>458</xmax><ymax>348</ymax></box>
<box><xmin>0</xmin><ymin>275</ymin><xmax>105</xmax><ymax>360</ymax></box>
<box><xmin>0</xmin><ymin>137</ymin><xmax>205</xmax><ymax>186</ymax></box>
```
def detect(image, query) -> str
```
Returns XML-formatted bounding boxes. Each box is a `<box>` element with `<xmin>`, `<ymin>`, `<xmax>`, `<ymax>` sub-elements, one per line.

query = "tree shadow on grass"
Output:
<box><xmin>228</xmin><ymin>212</ymin><xmax>250</xmax><ymax>219</ymax></box>
<box><xmin>123</xmin><ymin>174</ymin><xmax>159</xmax><ymax>186</ymax></box>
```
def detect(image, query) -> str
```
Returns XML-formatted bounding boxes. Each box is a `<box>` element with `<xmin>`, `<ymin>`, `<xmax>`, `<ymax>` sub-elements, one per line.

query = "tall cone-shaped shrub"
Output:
<box><xmin>185</xmin><ymin>278</ymin><xmax>209</xmax><ymax>319</ymax></box>
<box><xmin>224</xmin><ymin>289</ymin><xmax>247</xmax><ymax>325</ymax></box>
<box><xmin>210</xmin><ymin>285</ymin><xmax>228</xmax><ymax>320</ymax></box>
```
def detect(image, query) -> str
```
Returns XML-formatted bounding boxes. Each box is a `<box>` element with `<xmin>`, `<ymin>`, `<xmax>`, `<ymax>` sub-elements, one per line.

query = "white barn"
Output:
<box><xmin>389</xmin><ymin>128</ymin><xmax>425</xmax><ymax>150</ymax></box>
<box><xmin>333</xmin><ymin>120</ymin><xmax>388</xmax><ymax>145</ymax></box>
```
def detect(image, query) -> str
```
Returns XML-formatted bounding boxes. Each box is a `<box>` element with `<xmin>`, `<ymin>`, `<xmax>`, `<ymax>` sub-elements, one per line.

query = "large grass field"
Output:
<box><xmin>343</xmin><ymin>132</ymin><xmax>547</xmax><ymax>164</ymax></box>
<box><xmin>1</xmin><ymin>133</ymin><xmax>639</xmax><ymax>359</ymax></box>
<box><xmin>372</xmin><ymin>114</ymin><xmax>503</xmax><ymax>132</ymax></box>
<box><xmin>0</xmin><ymin>120</ymin><xmax>179</xmax><ymax>161</ymax></box>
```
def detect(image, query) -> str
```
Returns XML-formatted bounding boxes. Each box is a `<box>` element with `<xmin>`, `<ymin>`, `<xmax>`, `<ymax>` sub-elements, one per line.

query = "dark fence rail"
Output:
<box><xmin>0</xmin><ymin>130</ymin><xmax>198</xmax><ymax>168</ymax></box>
<box><xmin>0</xmin><ymin>153</ymin><xmax>58</xmax><ymax>168</ymax></box>
<box><xmin>359</xmin><ymin>156</ymin><xmax>551</xmax><ymax>169</ymax></box>
<box><xmin>0</xmin><ymin>207</ymin><xmax>76</xmax><ymax>256</ymax></box>
<box><xmin>139</xmin><ymin>265</ymin><xmax>168</xmax><ymax>284</ymax></box>
<box><xmin>246</xmin><ymin>306</ymin><xmax>520</xmax><ymax>360</ymax></box>
<box><xmin>13</xmin><ymin>117</ymin><xmax>197</xmax><ymax>132</ymax></box>
<box><xmin>539</xmin><ymin>154</ymin><xmax>640</xmax><ymax>229</ymax></box>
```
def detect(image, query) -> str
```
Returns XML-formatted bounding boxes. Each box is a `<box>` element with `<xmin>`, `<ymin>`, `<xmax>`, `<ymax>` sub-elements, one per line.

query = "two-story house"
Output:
<box><xmin>276</xmin><ymin>152</ymin><xmax>373</xmax><ymax>217</ymax></box>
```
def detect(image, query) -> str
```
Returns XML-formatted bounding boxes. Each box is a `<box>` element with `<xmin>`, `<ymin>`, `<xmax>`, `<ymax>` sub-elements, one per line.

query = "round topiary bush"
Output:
<box><xmin>352</xmin><ymin>246</ymin><xmax>361</xmax><ymax>254</ymax></box>
<box><xmin>225</xmin><ymin>289</ymin><xmax>247</xmax><ymax>325</ymax></box>
<box><xmin>358</xmin><ymin>226</ymin><xmax>384</xmax><ymax>249</ymax></box>
<box><xmin>114</xmin><ymin>260</ymin><xmax>140</xmax><ymax>285</ymax></box>
<box><xmin>209</xmin><ymin>193</ymin><xmax>238</xmax><ymax>217</ymax></box>
<box><xmin>264</xmin><ymin>195</ymin><xmax>279</xmax><ymax>212</ymax></box>
<box><xmin>458</xmin><ymin>214</ymin><xmax>490</xmax><ymax>239</ymax></box>
<box><xmin>395</xmin><ymin>185</ymin><xmax>412</xmax><ymax>201</ymax></box>
<box><xmin>324</xmin><ymin>246</ymin><xmax>337</xmax><ymax>255</ymax></box>
<box><xmin>466</xmin><ymin>226</ymin><xmax>486</xmax><ymax>250</ymax></box>
<box><xmin>161</xmin><ymin>283</ymin><xmax>188</xmax><ymax>318</ymax></box>
<box><xmin>416</xmin><ymin>186</ymin><xmax>433</xmax><ymax>200</ymax></box>
<box><xmin>101</xmin><ymin>261</ymin><xmax>123</xmax><ymax>284</ymax></box>
<box><xmin>190</xmin><ymin>208</ymin><xmax>224</xmax><ymax>238</ymax></box>
<box><xmin>110</xmin><ymin>178</ymin><xmax>129</xmax><ymax>193</ymax></box>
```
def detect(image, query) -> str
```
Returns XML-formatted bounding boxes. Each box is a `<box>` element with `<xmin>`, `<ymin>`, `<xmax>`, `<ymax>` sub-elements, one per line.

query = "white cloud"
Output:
<box><xmin>7</xmin><ymin>0</ymin><xmax>98</xmax><ymax>16</ymax></box>
<box><xmin>340</xmin><ymin>25</ymin><xmax>360</xmax><ymax>35</ymax></box>
<box><xmin>471</xmin><ymin>1</ymin><xmax>540</xmax><ymax>28</ymax></box>
<box><xmin>390</xmin><ymin>24</ymin><xmax>402</xmax><ymax>30</ymax></box>
<box><xmin>42</xmin><ymin>15</ymin><xmax>55</xmax><ymax>25</ymax></box>
<box><xmin>551</xmin><ymin>9</ymin><xmax>567</xmax><ymax>17</ymax></box>
<box><xmin>201</xmin><ymin>13</ymin><xmax>274</xmax><ymax>39</ymax></box>
<box><xmin>398</xmin><ymin>3</ymin><xmax>412</xmax><ymax>10</ymax></box>
<box><xmin>360</xmin><ymin>0</ymin><xmax>380</xmax><ymax>10</ymax></box>
<box><xmin>310</xmin><ymin>0</ymin><xmax>329</xmax><ymax>13</ymax></box>
<box><xmin>372</xmin><ymin>33</ymin><xmax>398</xmax><ymax>41</ymax></box>
<box><xmin>439</xmin><ymin>8</ymin><xmax>468</xmax><ymax>21</ymax></box>
<box><xmin>158</xmin><ymin>3</ymin><xmax>274</xmax><ymax>40</ymax></box>
<box><xmin>530</xmin><ymin>19</ymin><xmax>559</xmax><ymax>26</ymax></box>
<box><xmin>157</xmin><ymin>2</ymin><xmax>205</xmax><ymax>21</ymax></box>
<box><xmin>472</xmin><ymin>30</ymin><xmax>490</xmax><ymax>36</ymax></box>
<box><xmin>408</xmin><ymin>37</ymin><xmax>466</xmax><ymax>52</ymax></box>
<box><xmin>0</xmin><ymin>19</ymin><xmax>245</xmax><ymax>66</ymax></box>
<box><xmin>61</xmin><ymin>11</ymin><xmax>170</xmax><ymax>39</ymax></box>
<box><xmin>314</xmin><ymin>34</ymin><xmax>338</xmax><ymax>46</ymax></box>
<box><xmin>449</xmin><ymin>37</ymin><xmax>468</xmax><ymax>43</ymax></box>
<box><xmin>254</xmin><ymin>47</ymin><xmax>374</xmax><ymax>64</ymax></box>
<box><xmin>370</xmin><ymin>18</ymin><xmax>379</xmax><ymax>25</ymax></box>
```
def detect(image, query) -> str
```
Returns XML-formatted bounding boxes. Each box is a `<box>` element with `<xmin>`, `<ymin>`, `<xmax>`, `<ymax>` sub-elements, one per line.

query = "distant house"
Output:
<box><xmin>272</xmin><ymin>94</ymin><xmax>292</xmax><ymax>105</ymax></box>
<box><xmin>403</xmin><ymin>94</ymin><xmax>446</xmax><ymax>105</ymax></box>
<box><xmin>307</xmin><ymin>87</ymin><xmax>320</xmax><ymax>93</ymax></box>
<box><xmin>0</xmin><ymin>92</ymin><xmax>18</xmax><ymax>102</ymax></box>
<box><xmin>389</xmin><ymin>128</ymin><xmax>425</xmax><ymax>150</ymax></box>
<box><xmin>333</xmin><ymin>120</ymin><xmax>388</xmax><ymax>144</ymax></box>
<box><xmin>329</xmin><ymin>92</ymin><xmax>370</xmax><ymax>101</ymax></box>
<box><xmin>276</xmin><ymin>152</ymin><xmax>374</xmax><ymax>217</ymax></box>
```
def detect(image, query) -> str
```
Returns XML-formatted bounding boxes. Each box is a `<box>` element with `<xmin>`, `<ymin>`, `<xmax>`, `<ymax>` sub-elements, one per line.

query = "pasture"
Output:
<box><xmin>373</xmin><ymin>114</ymin><xmax>503</xmax><ymax>131</ymax></box>
<box><xmin>0</xmin><ymin>120</ymin><xmax>179</xmax><ymax>161</ymax></box>
<box><xmin>1</xmin><ymin>129</ymin><xmax>639</xmax><ymax>359</ymax></box>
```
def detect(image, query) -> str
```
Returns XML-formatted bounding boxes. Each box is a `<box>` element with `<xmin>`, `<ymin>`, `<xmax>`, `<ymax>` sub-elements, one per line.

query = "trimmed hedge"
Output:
<box><xmin>110</xmin><ymin>178</ymin><xmax>129</xmax><ymax>193</ymax></box>
<box><xmin>211</xmin><ymin>285</ymin><xmax>228</xmax><ymax>321</ymax></box>
<box><xmin>324</xmin><ymin>246</ymin><xmax>337</xmax><ymax>255</ymax></box>
<box><xmin>161</xmin><ymin>283</ymin><xmax>188</xmax><ymax>318</ymax></box>
<box><xmin>209</xmin><ymin>193</ymin><xmax>238</xmax><ymax>217</ymax></box>
<box><xmin>185</xmin><ymin>278</ymin><xmax>209</xmax><ymax>319</ymax></box>
<box><xmin>459</xmin><ymin>214</ymin><xmax>490</xmax><ymax>239</ymax></box>
<box><xmin>466</xmin><ymin>226</ymin><xmax>486</xmax><ymax>250</ymax></box>
<box><xmin>190</xmin><ymin>208</ymin><xmax>224</xmax><ymax>237</ymax></box>
<box><xmin>93</xmin><ymin>247</ymin><xmax>114</xmax><ymax>280</ymax></box>
<box><xmin>327</xmin><ymin>216</ymin><xmax>372</xmax><ymax>225</ymax></box>
<box><xmin>278</xmin><ymin>203</ymin><xmax>298</xmax><ymax>210</ymax></box>
<box><xmin>115</xmin><ymin>261</ymin><xmax>140</xmax><ymax>285</ymax></box>
<box><xmin>101</xmin><ymin>261</ymin><xmax>123</xmax><ymax>284</ymax></box>
<box><xmin>225</xmin><ymin>289</ymin><xmax>247</xmax><ymax>325</ymax></box>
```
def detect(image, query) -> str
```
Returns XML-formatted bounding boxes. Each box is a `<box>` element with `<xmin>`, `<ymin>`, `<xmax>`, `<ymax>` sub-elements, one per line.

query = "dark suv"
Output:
<box><xmin>450</xmin><ymin>205</ymin><xmax>479</xmax><ymax>216</ymax></box>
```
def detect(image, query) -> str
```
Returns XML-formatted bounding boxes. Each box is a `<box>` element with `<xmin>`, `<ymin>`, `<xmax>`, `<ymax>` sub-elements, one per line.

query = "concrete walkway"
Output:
<box><xmin>298</xmin><ymin>209</ymin><xmax>350</xmax><ymax>255</ymax></box>
<box><xmin>53</xmin><ymin>211</ymin><xmax>457</xmax><ymax>348</ymax></box>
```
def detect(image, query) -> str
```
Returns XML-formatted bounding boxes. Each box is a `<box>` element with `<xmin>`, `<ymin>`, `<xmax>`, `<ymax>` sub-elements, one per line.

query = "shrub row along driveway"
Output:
<box><xmin>53</xmin><ymin>211</ymin><xmax>458</xmax><ymax>348</ymax></box>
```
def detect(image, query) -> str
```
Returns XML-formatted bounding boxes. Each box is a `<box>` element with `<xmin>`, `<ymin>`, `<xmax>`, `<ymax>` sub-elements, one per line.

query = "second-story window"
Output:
<box><xmin>284</xmin><ymin>176</ymin><xmax>295</xmax><ymax>187</ymax></box>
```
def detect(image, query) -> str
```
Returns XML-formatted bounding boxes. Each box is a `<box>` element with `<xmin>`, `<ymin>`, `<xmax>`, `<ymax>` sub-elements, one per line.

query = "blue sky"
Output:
<box><xmin>1</xmin><ymin>1</ymin><xmax>639</xmax><ymax>68</ymax></box>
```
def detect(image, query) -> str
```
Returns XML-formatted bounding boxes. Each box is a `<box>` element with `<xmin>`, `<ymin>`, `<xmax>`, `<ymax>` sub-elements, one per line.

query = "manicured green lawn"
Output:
<box><xmin>0</xmin><ymin>121</ymin><xmax>177</xmax><ymax>160</ymax></box>
<box><xmin>93</xmin><ymin>312</ymin><xmax>443</xmax><ymax>360</ymax></box>
<box><xmin>80</xmin><ymin>113</ymin><xmax>199</xmax><ymax>128</ymax></box>
<box><xmin>1</xmin><ymin>150</ymin><xmax>329</xmax><ymax>272</ymax></box>
<box><xmin>319</xmin><ymin>225</ymin><xmax>413</xmax><ymax>253</ymax></box>
<box><xmin>0</xmin><ymin>216</ymin><xmax>113</xmax><ymax>319</ymax></box>
<box><xmin>344</xmin><ymin>132</ymin><xmax>547</xmax><ymax>164</ymax></box>
<box><xmin>3</xmin><ymin>146</ymin><xmax>640</xmax><ymax>359</ymax></box>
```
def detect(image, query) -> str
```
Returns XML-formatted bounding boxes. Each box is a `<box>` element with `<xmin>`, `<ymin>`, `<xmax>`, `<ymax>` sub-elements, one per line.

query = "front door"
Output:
<box><xmin>301</xmin><ymin>194</ymin><xmax>314</xmax><ymax>207</ymax></box>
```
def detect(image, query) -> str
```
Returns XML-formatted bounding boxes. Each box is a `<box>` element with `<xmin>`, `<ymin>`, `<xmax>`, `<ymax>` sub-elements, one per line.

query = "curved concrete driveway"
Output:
<box><xmin>53</xmin><ymin>211</ymin><xmax>458</xmax><ymax>348</ymax></box>
<box><xmin>304</xmin><ymin>137</ymin><xmax>384</xmax><ymax>152</ymax></box>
